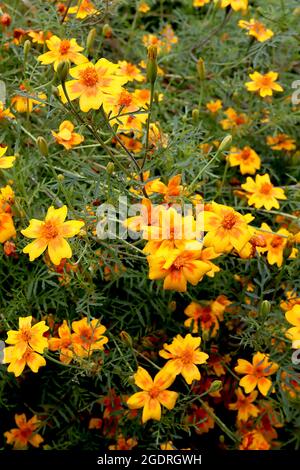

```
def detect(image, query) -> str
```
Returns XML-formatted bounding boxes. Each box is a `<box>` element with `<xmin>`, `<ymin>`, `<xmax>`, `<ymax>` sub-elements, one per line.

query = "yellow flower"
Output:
<box><xmin>28</xmin><ymin>30</ymin><xmax>52</xmax><ymax>44</ymax></box>
<box><xmin>220</xmin><ymin>107</ymin><xmax>247</xmax><ymax>129</ymax></box>
<box><xmin>138</xmin><ymin>2</ymin><xmax>150</xmax><ymax>14</ymax></box>
<box><xmin>193</xmin><ymin>0</ymin><xmax>210</xmax><ymax>7</ymax></box>
<box><xmin>48</xmin><ymin>320</ymin><xmax>73</xmax><ymax>363</ymax></box>
<box><xmin>229</xmin><ymin>388</ymin><xmax>259</xmax><ymax>422</ymax></box>
<box><xmin>257</xmin><ymin>223</ymin><xmax>290</xmax><ymax>267</ymax></box>
<box><xmin>21</xmin><ymin>205</ymin><xmax>84</xmax><ymax>265</ymax></box>
<box><xmin>204</xmin><ymin>202</ymin><xmax>253</xmax><ymax>253</ymax></box>
<box><xmin>206</xmin><ymin>99</ymin><xmax>222</xmax><ymax>113</ymax></box>
<box><xmin>266</xmin><ymin>133</ymin><xmax>296</xmax><ymax>151</ymax></box>
<box><xmin>235</xmin><ymin>352</ymin><xmax>279</xmax><ymax>396</ymax></box>
<box><xmin>285</xmin><ymin>304</ymin><xmax>300</xmax><ymax>346</ymax></box>
<box><xmin>0</xmin><ymin>101</ymin><xmax>14</xmax><ymax>120</ymax></box>
<box><xmin>220</xmin><ymin>0</ymin><xmax>248</xmax><ymax>11</ymax></box>
<box><xmin>241</xmin><ymin>174</ymin><xmax>286</xmax><ymax>210</ymax></box>
<box><xmin>127</xmin><ymin>367</ymin><xmax>178</xmax><ymax>423</ymax></box>
<box><xmin>238</xmin><ymin>19</ymin><xmax>274</xmax><ymax>42</ymax></box>
<box><xmin>240</xmin><ymin>430</ymin><xmax>270</xmax><ymax>450</ymax></box>
<box><xmin>227</xmin><ymin>146</ymin><xmax>261</xmax><ymax>175</ymax></box>
<box><xmin>58</xmin><ymin>59</ymin><xmax>128</xmax><ymax>112</ymax></box>
<box><xmin>0</xmin><ymin>213</ymin><xmax>16</xmax><ymax>243</ymax></box>
<box><xmin>4</xmin><ymin>345</ymin><xmax>47</xmax><ymax>376</ymax></box>
<box><xmin>117</xmin><ymin>60</ymin><xmax>144</xmax><ymax>82</ymax></box>
<box><xmin>11</xmin><ymin>85</ymin><xmax>47</xmax><ymax>113</ymax></box>
<box><xmin>38</xmin><ymin>35</ymin><xmax>88</xmax><ymax>71</ymax></box>
<box><xmin>68</xmin><ymin>0</ymin><xmax>97</xmax><ymax>19</ymax></box>
<box><xmin>4</xmin><ymin>414</ymin><xmax>43</xmax><ymax>449</ymax></box>
<box><xmin>159</xmin><ymin>334</ymin><xmax>209</xmax><ymax>384</ymax></box>
<box><xmin>0</xmin><ymin>146</ymin><xmax>15</xmax><ymax>169</ymax></box>
<box><xmin>245</xmin><ymin>71</ymin><xmax>283</xmax><ymax>97</ymax></box>
<box><xmin>5</xmin><ymin>316</ymin><xmax>49</xmax><ymax>356</ymax></box>
<box><xmin>103</xmin><ymin>89</ymin><xmax>146</xmax><ymax>133</ymax></box>
<box><xmin>51</xmin><ymin>120</ymin><xmax>84</xmax><ymax>149</ymax></box>
<box><xmin>71</xmin><ymin>317</ymin><xmax>108</xmax><ymax>357</ymax></box>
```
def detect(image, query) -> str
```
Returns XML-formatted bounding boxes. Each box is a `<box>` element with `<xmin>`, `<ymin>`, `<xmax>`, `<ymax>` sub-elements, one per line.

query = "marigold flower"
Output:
<box><xmin>186</xmin><ymin>404</ymin><xmax>215</xmax><ymax>434</ymax></box>
<box><xmin>117</xmin><ymin>60</ymin><xmax>144</xmax><ymax>82</ymax></box>
<box><xmin>38</xmin><ymin>35</ymin><xmax>87</xmax><ymax>71</ymax></box>
<box><xmin>0</xmin><ymin>101</ymin><xmax>15</xmax><ymax>121</ymax></box>
<box><xmin>285</xmin><ymin>304</ymin><xmax>300</xmax><ymax>346</ymax></box>
<box><xmin>4</xmin><ymin>414</ymin><xmax>43</xmax><ymax>449</ymax></box>
<box><xmin>160</xmin><ymin>24</ymin><xmax>178</xmax><ymax>52</ymax></box>
<box><xmin>108</xmin><ymin>435</ymin><xmax>138</xmax><ymax>450</ymax></box>
<box><xmin>204</xmin><ymin>202</ymin><xmax>253</xmax><ymax>253</ymax></box>
<box><xmin>146</xmin><ymin>174</ymin><xmax>183</xmax><ymax>202</ymax></box>
<box><xmin>227</xmin><ymin>146</ymin><xmax>261</xmax><ymax>175</ymax></box>
<box><xmin>241</xmin><ymin>174</ymin><xmax>286</xmax><ymax>210</ymax></box>
<box><xmin>58</xmin><ymin>59</ymin><xmax>128</xmax><ymax>112</ymax></box>
<box><xmin>184</xmin><ymin>301</ymin><xmax>220</xmax><ymax>337</ymax></box>
<box><xmin>127</xmin><ymin>367</ymin><xmax>178</xmax><ymax>423</ymax></box>
<box><xmin>238</xmin><ymin>19</ymin><xmax>274</xmax><ymax>42</ymax></box>
<box><xmin>220</xmin><ymin>107</ymin><xmax>247</xmax><ymax>130</ymax></box>
<box><xmin>142</xmin><ymin>34</ymin><xmax>163</xmax><ymax>54</ymax></box>
<box><xmin>266</xmin><ymin>133</ymin><xmax>296</xmax><ymax>151</ymax></box>
<box><xmin>5</xmin><ymin>316</ymin><xmax>48</xmax><ymax>356</ymax></box>
<box><xmin>206</xmin><ymin>99</ymin><xmax>223</xmax><ymax>113</ymax></box>
<box><xmin>0</xmin><ymin>212</ymin><xmax>16</xmax><ymax>243</ymax></box>
<box><xmin>229</xmin><ymin>388</ymin><xmax>259</xmax><ymax>422</ymax></box>
<box><xmin>4</xmin><ymin>345</ymin><xmax>47</xmax><ymax>376</ymax></box>
<box><xmin>103</xmin><ymin>89</ymin><xmax>146</xmax><ymax>133</ymax></box>
<box><xmin>235</xmin><ymin>352</ymin><xmax>279</xmax><ymax>396</ymax></box>
<box><xmin>71</xmin><ymin>317</ymin><xmax>108</xmax><ymax>357</ymax></box>
<box><xmin>48</xmin><ymin>320</ymin><xmax>73</xmax><ymax>363</ymax></box>
<box><xmin>0</xmin><ymin>146</ymin><xmax>15</xmax><ymax>169</ymax></box>
<box><xmin>68</xmin><ymin>0</ymin><xmax>97</xmax><ymax>19</ymax></box>
<box><xmin>21</xmin><ymin>205</ymin><xmax>84</xmax><ymax>265</ymax></box>
<box><xmin>193</xmin><ymin>0</ymin><xmax>210</xmax><ymax>7</ymax></box>
<box><xmin>239</xmin><ymin>430</ymin><xmax>270</xmax><ymax>450</ymax></box>
<box><xmin>138</xmin><ymin>2</ymin><xmax>150</xmax><ymax>13</ymax></box>
<box><xmin>245</xmin><ymin>71</ymin><xmax>283</xmax><ymax>97</ymax></box>
<box><xmin>159</xmin><ymin>334</ymin><xmax>209</xmax><ymax>384</ymax></box>
<box><xmin>51</xmin><ymin>120</ymin><xmax>84</xmax><ymax>149</ymax></box>
<box><xmin>28</xmin><ymin>30</ymin><xmax>52</xmax><ymax>44</ymax></box>
<box><xmin>11</xmin><ymin>85</ymin><xmax>47</xmax><ymax>113</ymax></box>
<box><xmin>256</xmin><ymin>223</ymin><xmax>290</xmax><ymax>267</ymax></box>
<box><xmin>220</xmin><ymin>0</ymin><xmax>248</xmax><ymax>11</ymax></box>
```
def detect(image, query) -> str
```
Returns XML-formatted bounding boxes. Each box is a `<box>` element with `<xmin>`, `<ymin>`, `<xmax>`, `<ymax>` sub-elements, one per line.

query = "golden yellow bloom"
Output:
<box><xmin>138</xmin><ymin>2</ymin><xmax>150</xmax><ymax>13</ymax></box>
<box><xmin>193</xmin><ymin>0</ymin><xmax>210</xmax><ymax>7</ymax></box>
<box><xmin>103</xmin><ymin>89</ymin><xmax>147</xmax><ymax>133</ymax></box>
<box><xmin>11</xmin><ymin>85</ymin><xmax>47</xmax><ymax>113</ymax></box>
<box><xmin>159</xmin><ymin>334</ymin><xmax>209</xmax><ymax>384</ymax></box>
<box><xmin>241</xmin><ymin>174</ymin><xmax>286</xmax><ymax>210</ymax></box>
<box><xmin>4</xmin><ymin>414</ymin><xmax>43</xmax><ymax>449</ymax></box>
<box><xmin>0</xmin><ymin>146</ymin><xmax>15</xmax><ymax>169</ymax></box>
<box><xmin>245</xmin><ymin>71</ymin><xmax>283</xmax><ymax>97</ymax></box>
<box><xmin>127</xmin><ymin>367</ymin><xmax>178</xmax><ymax>423</ymax></box>
<box><xmin>21</xmin><ymin>205</ymin><xmax>84</xmax><ymax>265</ymax></box>
<box><xmin>257</xmin><ymin>223</ymin><xmax>290</xmax><ymax>267</ymax></box>
<box><xmin>28</xmin><ymin>30</ymin><xmax>52</xmax><ymax>44</ymax></box>
<box><xmin>229</xmin><ymin>388</ymin><xmax>259</xmax><ymax>422</ymax></box>
<box><xmin>68</xmin><ymin>0</ymin><xmax>97</xmax><ymax>19</ymax></box>
<box><xmin>240</xmin><ymin>430</ymin><xmax>270</xmax><ymax>450</ymax></box>
<box><xmin>48</xmin><ymin>320</ymin><xmax>73</xmax><ymax>363</ymax></box>
<box><xmin>5</xmin><ymin>316</ymin><xmax>48</xmax><ymax>356</ymax></box>
<box><xmin>220</xmin><ymin>0</ymin><xmax>248</xmax><ymax>11</ymax></box>
<box><xmin>160</xmin><ymin>24</ymin><xmax>178</xmax><ymax>52</ymax></box>
<box><xmin>117</xmin><ymin>60</ymin><xmax>144</xmax><ymax>82</ymax></box>
<box><xmin>285</xmin><ymin>304</ymin><xmax>300</xmax><ymax>346</ymax></box>
<box><xmin>58</xmin><ymin>59</ymin><xmax>128</xmax><ymax>112</ymax></box>
<box><xmin>266</xmin><ymin>133</ymin><xmax>296</xmax><ymax>151</ymax></box>
<box><xmin>0</xmin><ymin>101</ymin><xmax>14</xmax><ymax>120</ymax></box>
<box><xmin>220</xmin><ymin>107</ymin><xmax>247</xmax><ymax>129</ymax></box>
<box><xmin>227</xmin><ymin>146</ymin><xmax>261</xmax><ymax>175</ymax></box>
<box><xmin>0</xmin><ymin>184</ymin><xmax>14</xmax><ymax>211</ymax></box>
<box><xmin>4</xmin><ymin>345</ymin><xmax>47</xmax><ymax>376</ymax></box>
<box><xmin>142</xmin><ymin>34</ymin><xmax>163</xmax><ymax>54</ymax></box>
<box><xmin>206</xmin><ymin>99</ymin><xmax>222</xmax><ymax>113</ymax></box>
<box><xmin>235</xmin><ymin>352</ymin><xmax>279</xmax><ymax>396</ymax></box>
<box><xmin>51</xmin><ymin>120</ymin><xmax>84</xmax><ymax>149</ymax></box>
<box><xmin>38</xmin><ymin>35</ymin><xmax>87</xmax><ymax>71</ymax></box>
<box><xmin>238</xmin><ymin>19</ymin><xmax>274</xmax><ymax>42</ymax></box>
<box><xmin>204</xmin><ymin>202</ymin><xmax>253</xmax><ymax>253</ymax></box>
<box><xmin>71</xmin><ymin>317</ymin><xmax>108</xmax><ymax>357</ymax></box>
<box><xmin>0</xmin><ymin>213</ymin><xmax>16</xmax><ymax>243</ymax></box>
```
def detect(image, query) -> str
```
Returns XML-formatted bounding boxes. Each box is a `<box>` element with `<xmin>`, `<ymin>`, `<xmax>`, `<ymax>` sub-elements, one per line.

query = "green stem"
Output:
<box><xmin>141</xmin><ymin>81</ymin><xmax>155</xmax><ymax>170</ymax></box>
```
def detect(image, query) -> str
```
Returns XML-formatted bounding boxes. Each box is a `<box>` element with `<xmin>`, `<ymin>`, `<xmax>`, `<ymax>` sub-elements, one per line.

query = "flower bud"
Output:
<box><xmin>168</xmin><ymin>301</ymin><xmax>176</xmax><ymax>312</ymax></box>
<box><xmin>208</xmin><ymin>380</ymin><xmax>223</xmax><ymax>393</ymax></box>
<box><xmin>106</xmin><ymin>162</ymin><xmax>115</xmax><ymax>174</ymax></box>
<box><xmin>192</xmin><ymin>108</ymin><xmax>199</xmax><ymax>123</ymax></box>
<box><xmin>86</xmin><ymin>28</ymin><xmax>96</xmax><ymax>55</ymax></box>
<box><xmin>51</xmin><ymin>86</ymin><xmax>60</xmax><ymax>98</ymax></box>
<box><xmin>146</xmin><ymin>45</ymin><xmax>158</xmax><ymax>84</ymax></box>
<box><xmin>56</xmin><ymin>60</ymin><xmax>70</xmax><ymax>83</ymax></box>
<box><xmin>218</xmin><ymin>134</ymin><xmax>232</xmax><ymax>152</ymax></box>
<box><xmin>23</xmin><ymin>39</ymin><xmax>31</xmax><ymax>60</ymax></box>
<box><xmin>102</xmin><ymin>23</ymin><xmax>112</xmax><ymax>38</ymax></box>
<box><xmin>259</xmin><ymin>300</ymin><xmax>271</xmax><ymax>317</ymax></box>
<box><xmin>36</xmin><ymin>136</ymin><xmax>48</xmax><ymax>157</ymax></box>
<box><xmin>128</xmin><ymin>375</ymin><xmax>135</xmax><ymax>385</ymax></box>
<box><xmin>197</xmin><ymin>58</ymin><xmax>206</xmax><ymax>81</ymax></box>
<box><xmin>57</xmin><ymin>174</ymin><xmax>65</xmax><ymax>181</ymax></box>
<box><xmin>120</xmin><ymin>331</ymin><xmax>133</xmax><ymax>347</ymax></box>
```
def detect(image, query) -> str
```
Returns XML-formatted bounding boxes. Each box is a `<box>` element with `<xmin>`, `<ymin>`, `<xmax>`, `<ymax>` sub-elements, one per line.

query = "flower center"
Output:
<box><xmin>118</xmin><ymin>91</ymin><xmax>133</xmax><ymax>108</ymax></box>
<box><xmin>80</xmin><ymin>67</ymin><xmax>99</xmax><ymax>87</ymax></box>
<box><xmin>149</xmin><ymin>386</ymin><xmax>160</xmax><ymax>399</ymax></box>
<box><xmin>241</xmin><ymin>149</ymin><xmax>251</xmax><ymax>160</ymax></box>
<box><xmin>59</xmin><ymin>40</ymin><xmax>71</xmax><ymax>55</ymax></box>
<box><xmin>271</xmin><ymin>236</ymin><xmax>283</xmax><ymax>248</ymax></box>
<box><xmin>19</xmin><ymin>425</ymin><xmax>33</xmax><ymax>440</ymax></box>
<box><xmin>260</xmin><ymin>183</ymin><xmax>273</xmax><ymax>195</ymax></box>
<box><xmin>42</xmin><ymin>221</ymin><xmax>59</xmax><ymax>240</ymax></box>
<box><xmin>173</xmin><ymin>256</ymin><xmax>185</xmax><ymax>269</ymax></box>
<box><xmin>181</xmin><ymin>348</ymin><xmax>194</xmax><ymax>364</ymax></box>
<box><xmin>260</xmin><ymin>76</ymin><xmax>272</xmax><ymax>87</ymax></box>
<box><xmin>201</xmin><ymin>307</ymin><xmax>213</xmax><ymax>323</ymax></box>
<box><xmin>20</xmin><ymin>328</ymin><xmax>32</xmax><ymax>342</ymax></box>
<box><xmin>222</xmin><ymin>213</ymin><xmax>237</xmax><ymax>230</ymax></box>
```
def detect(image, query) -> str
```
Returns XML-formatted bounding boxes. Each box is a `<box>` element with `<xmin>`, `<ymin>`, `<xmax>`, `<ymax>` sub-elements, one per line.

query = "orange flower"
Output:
<box><xmin>138</xmin><ymin>2</ymin><xmax>150</xmax><ymax>13</ymax></box>
<box><xmin>0</xmin><ymin>146</ymin><xmax>15</xmax><ymax>169</ymax></box>
<box><xmin>28</xmin><ymin>30</ymin><xmax>52</xmax><ymax>44</ymax></box>
<box><xmin>4</xmin><ymin>345</ymin><xmax>47</xmax><ymax>376</ymax></box>
<box><xmin>71</xmin><ymin>317</ymin><xmax>108</xmax><ymax>357</ymax></box>
<box><xmin>4</xmin><ymin>414</ymin><xmax>43</xmax><ymax>449</ymax></box>
<box><xmin>21</xmin><ymin>205</ymin><xmax>84</xmax><ymax>265</ymax></box>
<box><xmin>38</xmin><ymin>35</ymin><xmax>87</xmax><ymax>71</ymax></box>
<box><xmin>227</xmin><ymin>146</ymin><xmax>261</xmax><ymax>175</ymax></box>
<box><xmin>159</xmin><ymin>334</ymin><xmax>209</xmax><ymax>384</ymax></box>
<box><xmin>68</xmin><ymin>0</ymin><xmax>98</xmax><ymax>19</ymax></box>
<box><xmin>0</xmin><ymin>212</ymin><xmax>16</xmax><ymax>243</ymax></box>
<box><xmin>266</xmin><ymin>133</ymin><xmax>296</xmax><ymax>151</ymax></box>
<box><xmin>160</xmin><ymin>24</ymin><xmax>178</xmax><ymax>52</ymax></box>
<box><xmin>51</xmin><ymin>120</ymin><xmax>84</xmax><ymax>149</ymax></box>
<box><xmin>241</xmin><ymin>174</ymin><xmax>286</xmax><ymax>210</ymax></box>
<box><xmin>103</xmin><ymin>89</ymin><xmax>146</xmax><ymax>133</ymax></box>
<box><xmin>239</xmin><ymin>430</ymin><xmax>270</xmax><ymax>450</ymax></box>
<box><xmin>48</xmin><ymin>320</ymin><xmax>73</xmax><ymax>363</ymax></box>
<box><xmin>204</xmin><ymin>202</ymin><xmax>253</xmax><ymax>253</ymax></box>
<box><xmin>186</xmin><ymin>404</ymin><xmax>215</xmax><ymax>434</ymax></box>
<box><xmin>257</xmin><ymin>223</ymin><xmax>290</xmax><ymax>267</ymax></box>
<box><xmin>206</xmin><ymin>99</ymin><xmax>222</xmax><ymax>113</ymax></box>
<box><xmin>117</xmin><ymin>60</ymin><xmax>144</xmax><ymax>82</ymax></box>
<box><xmin>229</xmin><ymin>388</ymin><xmax>259</xmax><ymax>422</ymax></box>
<box><xmin>220</xmin><ymin>107</ymin><xmax>247</xmax><ymax>130</ymax></box>
<box><xmin>184</xmin><ymin>301</ymin><xmax>220</xmax><ymax>337</ymax></box>
<box><xmin>127</xmin><ymin>367</ymin><xmax>178</xmax><ymax>423</ymax></box>
<box><xmin>245</xmin><ymin>71</ymin><xmax>283</xmax><ymax>97</ymax></box>
<box><xmin>220</xmin><ymin>0</ymin><xmax>248</xmax><ymax>11</ymax></box>
<box><xmin>193</xmin><ymin>0</ymin><xmax>210</xmax><ymax>7</ymax></box>
<box><xmin>146</xmin><ymin>174</ymin><xmax>183</xmax><ymax>202</ymax></box>
<box><xmin>108</xmin><ymin>435</ymin><xmax>138</xmax><ymax>450</ymax></box>
<box><xmin>58</xmin><ymin>59</ymin><xmax>128</xmax><ymax>112</ymax></box>
<box><xmin>238</xmin><ymin>19</ymin><xmax>274</xmax><ymax>42</ymax></box>
<box><xmin>235</xmin><ymin>352</ymin><xmax>279</xmax><ymax>396</ymax></box>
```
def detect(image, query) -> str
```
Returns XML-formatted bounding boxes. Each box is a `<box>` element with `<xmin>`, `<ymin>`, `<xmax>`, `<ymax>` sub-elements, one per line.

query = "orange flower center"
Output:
<box><xmin>181</xmin><ymin>348</ymin><xmax>194</xmax><ymax>364</ymax></box>
<box><xmin>260</xmin><ymin>183</ymin><xmax>273</xmax><ymax>195</ymax></box>
<box><xmin>201</xmin><ymin>307</ymin><xmax>213</xmax><ymax>323</ymax></box>
<box><xmin>270</xmin><ymin>236</ymin><xmax>283</xmax><ymax>249</ymax></box>
<box><xmin>222</xmin><ymin>213</ymin><xmax>237</xmax><ymax>230</ymax></box>
<box><xmin>59</xmin><ymin>39</ymin><xmax>71</xmax><ymax>55</ymax></box>
<box><xmin>19</xmin><ymin>425</ymin><xmax>34</xmax><ymax>440</ymax></box>
<box><xmin>118</xmin><ymin>91</ymin><xmax>133</xmax><ymax>107</ymax></box>
<box><xmin>173</xmin><ymin>256</ymin><xmax>185</xmax><ymax>269</ymax></box>
<box><xmin>20</xmin><ymin>328</ymin><xmax>32</xmax><ymax>342</ymax></box>
<box><xmin>79</xmin><ymin>327</ymin><xmax>92</xmax><ymax>342</ymax></box>
<box><xmin>42</xmin><ymin>221</ymin><xmax>59</xmax><ymax>240</ymax></box>
<box><xmin>260</xmin><ymin>76</ymin><xmax>272</xmax><ymax>87</ymax></box>
<box><xmin>149</xmin><ymin>386</ymin><xmax>160</xmax><ymax>399</ymax></box>
<box><xmin>80</xmin><ymin>67</ymin><xmax>99</xmax><ymax>87</ymax></box>
<box><xmin>241</xmin><ymin>149</ymin><xmax>251</xmax><ymax>160</ymax></box>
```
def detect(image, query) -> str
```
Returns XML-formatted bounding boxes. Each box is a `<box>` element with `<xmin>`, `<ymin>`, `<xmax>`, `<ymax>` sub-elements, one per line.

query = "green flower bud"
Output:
<box><xmin>36</xmin><ymin>136</ymin><xmax>48</xmax><ymax>157</ymax></box>
<box><xmin>208</xmin><ymin>380</ymin><xmax>223</xmax><ymax>393</ymax></box>
<box><xmin>106</xmin><ymin>162</ymin><xmax>115</xmax><ymax>174</ymax></box>
<box><xmin>197</xmin><ymin>58</ymin><xmax>206</xmax><ymax>81</ymax></box>
<box><xmin>146</xmin><ymin>45</ymin><xmax>158</xmax><ymax>84</ymax></box>
<box><xmin>56</xmin><ymin>60</ymin><xmax>70</xmax><ymax>83</ymax></box>
<box><xmin>218</xmin><ymin>134</ymin><xmax>232</xmax><ymax>152</ymax></box>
